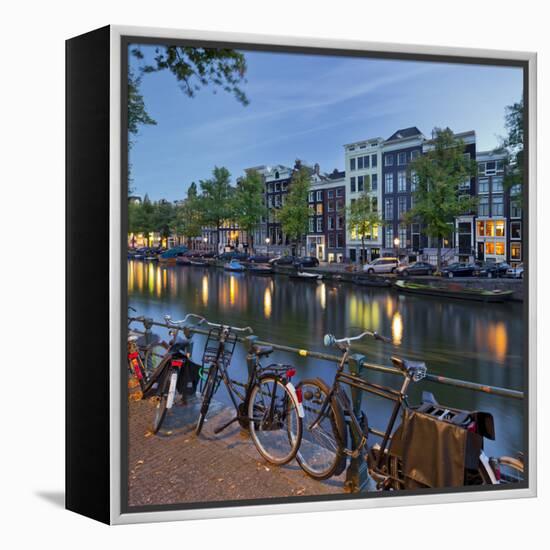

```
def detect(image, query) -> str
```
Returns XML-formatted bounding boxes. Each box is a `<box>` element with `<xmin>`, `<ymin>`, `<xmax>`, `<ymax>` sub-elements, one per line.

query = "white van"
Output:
<box><xmin>362</xmin><ymin>257</ymin><xmax>399</xmax><ymax>274</ymax></box>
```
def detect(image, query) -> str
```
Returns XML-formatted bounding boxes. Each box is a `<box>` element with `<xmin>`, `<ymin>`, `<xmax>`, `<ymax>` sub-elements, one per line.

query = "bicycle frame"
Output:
<box><xmin>310</xmin><ymin>344</ymin><xmax>412</xmax><ymax>470</ymax></box>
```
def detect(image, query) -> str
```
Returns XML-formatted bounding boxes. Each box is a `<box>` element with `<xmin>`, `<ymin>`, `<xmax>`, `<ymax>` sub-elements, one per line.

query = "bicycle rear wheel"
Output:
<box><xmin>195</xmin><ymin>364</ymin><xmax>218</xmax><ymax>436</ymax></box>
<box><xmin>295</xmin><ymin>378</ymin><xmax>346</xmax><ymax>480</ymax></box>
<box><xmin>248</xmin><ymin>375</ymin><xmax>302</xmax><ymax>466</ymax></box>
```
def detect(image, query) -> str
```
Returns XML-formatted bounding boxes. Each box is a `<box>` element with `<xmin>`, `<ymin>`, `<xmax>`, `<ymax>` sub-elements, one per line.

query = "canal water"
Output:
<box><xmin>128</xmin><ymin>260</ymin><xmax>525</xmax><ymax>459</ymax></box>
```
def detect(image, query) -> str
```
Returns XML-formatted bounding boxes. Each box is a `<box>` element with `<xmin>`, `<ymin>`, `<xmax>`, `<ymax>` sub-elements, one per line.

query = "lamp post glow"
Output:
<box><xmin>394</xmin><ymin>237</ymin><xmax>400</xmax><ymax>260</ymax></box>
<box><xmin>203</xmin><ymin>236</ymin><xmax>208</xmax><ymax>252</ymax></box>
<box><xmin>265</xmin><ymin>237</ymin><xmax>270</xmax><ymax>256</ymax></box>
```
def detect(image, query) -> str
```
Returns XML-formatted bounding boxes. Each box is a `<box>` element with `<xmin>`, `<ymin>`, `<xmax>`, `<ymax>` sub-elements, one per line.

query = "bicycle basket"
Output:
<box><xmin>201</xmin><ymin>326</ymin><xmax>238</xmax><ymax>372</ymax></box>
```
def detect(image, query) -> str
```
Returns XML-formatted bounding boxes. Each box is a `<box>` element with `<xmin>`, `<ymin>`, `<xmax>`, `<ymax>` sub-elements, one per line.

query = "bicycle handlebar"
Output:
<box><xmin>164</xmin><ymin>313</ymin><xmax>206</xmax><ymax>327</ymax></box>
<box><xmin>323</xmin><ymin>330</ymin><xmax>391</xmax><ymax>348</ymax></box>
<box><xmin>164</xmin><ymin>314</ymin><xmax>253</xmax><ymax>334</ymax></box>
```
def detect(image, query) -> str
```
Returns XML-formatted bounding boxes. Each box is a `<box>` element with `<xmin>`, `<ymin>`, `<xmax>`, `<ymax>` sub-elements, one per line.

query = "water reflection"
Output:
<box><xmin>264</xmin><ymin>287</ymin><xmax>272</xmax><ymax>319</ymax></box>
<box><xmin>392</xmin><ymin>311</ymin><xmax>403</xmax><ymax>346</ymax></box>
<box><xmin>128</xmin><ymin>260</ymin><xmax>525</xmax><ymax>457</ymax></box>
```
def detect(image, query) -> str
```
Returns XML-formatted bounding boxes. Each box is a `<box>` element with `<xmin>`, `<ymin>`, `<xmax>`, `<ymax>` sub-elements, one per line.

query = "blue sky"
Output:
<box><xmin>129</xmin><ymin>45</ymin><xmax>523</xmax><ymax>201</ymax></box>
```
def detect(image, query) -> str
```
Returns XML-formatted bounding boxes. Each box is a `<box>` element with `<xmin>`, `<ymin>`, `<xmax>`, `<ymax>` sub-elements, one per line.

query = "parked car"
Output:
<box><xmin>478</xmin><ymin>261</ymin><xmax>511</xmax><ymax>278</ymax></box>
<box><xmin>362</xmin><ymin>257</ymin><xmax>399</xmax><ymax>274</ymax></box>
<box><xmin>506</xmin><ymin>263</ymin><xmax>524</xmax><ymax>279</ymax></box>
<box><xmin>441</xmin><ymin>262</ymin><xmax>477</xmax><ymax>278</ymax></box>
<box><xmin>270</xmin><ymin>255</ymin><xmax>296</xmax><ymax>266</ymax></box>
<box><xmin>248</xmin><ymin>254</ymin><xmax>272</xmax><ymax>264</ymax></box>
<box><xmin>396</xmin><ymin>261</ymin><xmax>436</xmax><ymax>277</ymax></box>
<box><xmin>294</xmin><ymin>256</ymin><xmax>320</xmax><ymax>268</ymax></box>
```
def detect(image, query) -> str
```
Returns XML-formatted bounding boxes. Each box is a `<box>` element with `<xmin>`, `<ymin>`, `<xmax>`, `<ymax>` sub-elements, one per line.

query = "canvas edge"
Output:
<box><xmin>108</xmin><ymin>24</ymin><xmax>537</xmax><ymax>525</ymax></box>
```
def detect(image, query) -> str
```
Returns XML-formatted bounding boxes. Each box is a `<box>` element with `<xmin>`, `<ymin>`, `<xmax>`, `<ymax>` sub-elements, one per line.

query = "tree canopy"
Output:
<box><xmin>278</xmin><ymin>167</ymin><xmax>311</xmax><ymax>255</ymax></box>
<box><xmin>347</xmin><ymin>176</ymin><xmax>383</xmax><ymax>263</ymax></box>
<box><xmin>405</xmin><ymin>127</ymin><xmax>477</xmax><ymax>270</ymax></box>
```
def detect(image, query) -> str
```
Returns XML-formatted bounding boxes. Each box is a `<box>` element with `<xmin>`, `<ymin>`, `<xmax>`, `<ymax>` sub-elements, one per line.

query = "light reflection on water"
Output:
<box><xmin>128</xmin><ymin>260</ymin><xmax>525</xmax><ymax>458</ymax></box>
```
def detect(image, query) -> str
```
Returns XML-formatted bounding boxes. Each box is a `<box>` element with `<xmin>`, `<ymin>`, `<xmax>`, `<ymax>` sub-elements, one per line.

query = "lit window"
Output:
<box><xmin>495</xmin><ymin>242</ymin><xmax>505</xmax><ymax>256</ymax></box>
<box><xmin>495</xmin><ymin>220</ymin><xmax>505</xmax><ymax>237</ymax></box>
<box><xmin>485</xmin><ymin>221</ymin><xmax>495</xmax><ymax>237</ymax></box>
<box><xmin>485</xmin><ymin>242</ymin><xmax>495</xmax><ymax>255</ymax></box>
<box><xmin>316</xmin><ymin>204</ymin><xmax>323</xmax><ymax>215</ymax></box>
<box><xmin>477</xmin><ymin>221</ymin><xmax>485</xmax><ymax>237</ymax></box>
<box><xmin>511</xmin><ymin>242</ymin><xmax>521</xmax><ymax>260</ymax></box>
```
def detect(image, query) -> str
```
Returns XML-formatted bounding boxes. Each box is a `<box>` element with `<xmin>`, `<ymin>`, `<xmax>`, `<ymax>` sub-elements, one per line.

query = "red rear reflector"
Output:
<box><xmin>171</xmin><ymin>360</ymin><xmax>184</xmax><ymax>367</ymax></box>
<box><xmin>295</xmin><ymin>387</ymin><xmax>303</xmax><ymax>403</ymax></box>
<box><xmin>286</xmin><ymin>368</ymin><xmax>296</xmax><ymax>378</ymax></box>
<box><xmin>128</xmin><ymin>352</ymin><xmax>139</xmax><ymax>360</ymax></box>
<box><xmin>494</xmin><ymin>464</ymin><xmax>501</xmax><ymax>481</ymax></box>
<box><xmin>467</xmin><ymin>421</ymin><xmax>477</xmax><ymax>433</ymax></box>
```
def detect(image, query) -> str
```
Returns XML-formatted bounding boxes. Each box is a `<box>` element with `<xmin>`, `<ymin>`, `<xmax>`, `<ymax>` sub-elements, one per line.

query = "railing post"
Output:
<box><xmin>244</xmin><ymin>335</ymin><xmax>258</xmax><ymax>381</ymax></box>
<box><xmin>344</xmin><ymin>353</ymin><xmax>374</xmax><ymax>493</ymax></box>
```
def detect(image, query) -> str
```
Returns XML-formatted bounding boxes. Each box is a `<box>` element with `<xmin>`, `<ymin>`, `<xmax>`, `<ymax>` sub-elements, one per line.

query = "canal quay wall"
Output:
<box><xmin>209</xmin><ymin>261</ymin><xmax>524</xmax><ymax>302</ymax></box>
<box><xmin>128</xmin><ymin>388</ymin><xmax>344</xmax><ymax>507</ymax></box>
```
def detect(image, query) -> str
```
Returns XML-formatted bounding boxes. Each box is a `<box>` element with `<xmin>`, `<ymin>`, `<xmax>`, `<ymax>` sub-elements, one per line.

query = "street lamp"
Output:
<box><xmin>203</xmin><ymin>236</ymin><xmax>208</xmax><ymax>251</ymax></box>
<box><xmin>265</xmin><ymin>236</ymin><xmax>270</xmax><ymax>257</ymax></box>
<box><xmin>394</xmin><ymin>237</ymin><xmax>400</xmax><ymax>260</ymax></box>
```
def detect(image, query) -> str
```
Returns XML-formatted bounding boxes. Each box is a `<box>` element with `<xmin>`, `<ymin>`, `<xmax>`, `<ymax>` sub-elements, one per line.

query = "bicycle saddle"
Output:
<box><xmin>391</xmin><ymin>356</ymin><xmax>427</xmax><ymax>382</ymax></box>
<box><xmin>252</xmin><ymin>345</ymin><xmax>273</xmax><ymax>357</ymax></box>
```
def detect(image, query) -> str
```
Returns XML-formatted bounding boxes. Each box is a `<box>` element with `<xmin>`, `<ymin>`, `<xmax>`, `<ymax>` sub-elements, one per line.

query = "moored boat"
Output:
<box><xmin>288</xmin><ymin>270</ymin><xmax>322</xmax><ymax>281</ymax></box>
<box><xmin>394</xmin><ymin>279</ymin><xmax>513</xmax><ymax>302</ymax></box>
<box><xmin>224</xmin><ymin>260</ymin><xmax>246</xmax><ymax>272</ymax></box>
<box><xmin>158</xmin><ymin>245</ymin><xmax>189</xmax><ymax>265</ymax></box>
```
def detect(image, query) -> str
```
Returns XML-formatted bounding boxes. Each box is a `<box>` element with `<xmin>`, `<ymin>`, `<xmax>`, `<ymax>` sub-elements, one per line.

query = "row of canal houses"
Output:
<box><xmin>201</xmin><ymin>126</ymin><xmax>523</xmax><ymax>267</ymax></box>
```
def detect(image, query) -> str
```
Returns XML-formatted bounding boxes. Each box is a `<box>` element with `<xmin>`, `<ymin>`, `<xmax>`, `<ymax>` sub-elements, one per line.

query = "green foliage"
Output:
<box><xmin>501</xmin><ymin>100</ymin><xmax>524</xmax><ymax>198</ymax></box>
<box><xmin>199</xmin><ymin>167</ymin><xmax>235</xmax><ymax>244</ymax></box>
<box><xmin>128</xmin><ymin>45</ymin><xmax>249</xmax><ymax>134</ymax></box>
<box><xmin>172</xmin><ymin>182</ymin><xmax>203</xmax><ymax>243</ymax></box>
<box><xmin>347</xmin><ymin>176</ymin><xmax>383</xmax><ymax>263</ymax></box>
<box><xmin>406</xmin><ymin>127</ymin><xmax>477</xmax><ymax>269</ymax></box>
<box><xmin>128</xmin><ymin>69</ymin><xmax>157</xmax><ymax>135</ymax></box>
<box><xmin>231</xmin><ymin>170</ymin><xmax>267</xmax><ymax>250</ymax></box>
<box><xmin>278</xmin><ymin>167</ymin><xmax>311</xmax><ymax>252</ymax></box>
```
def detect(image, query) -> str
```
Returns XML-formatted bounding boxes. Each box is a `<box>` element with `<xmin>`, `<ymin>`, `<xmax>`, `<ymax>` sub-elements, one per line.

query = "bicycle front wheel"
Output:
<box><xmin>295</xmin><ymin>378</ymin><xmax>346</xmax><ymax>480</ymax></box>
<box><xmin>248</xmin><ymin>376</ymin><xmax>302</xmax><ymax>466</ymax></box>
<box><xmin>195</xmin><ymin>364</ymin><xmax>217</xmax><ymax>436</ymax></box>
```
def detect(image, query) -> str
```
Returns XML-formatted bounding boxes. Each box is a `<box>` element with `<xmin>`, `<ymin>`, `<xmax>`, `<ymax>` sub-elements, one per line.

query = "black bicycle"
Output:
<box><xmin>142</xmin><ymin>313</ymin><xmax>203</xmax><ymax>433</ymax></box>
<box><xmin>190</xmin><ymin>317</ymin><xmax>304</xmax><ymax>466</ymax></box>
<box><xmin>296</xmin><ymin>330</ymin><xmax>524</xmax><ymax>488</ymax></box>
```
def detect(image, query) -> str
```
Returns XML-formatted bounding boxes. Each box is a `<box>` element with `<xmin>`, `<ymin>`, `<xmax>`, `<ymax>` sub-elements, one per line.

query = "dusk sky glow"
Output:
<box><xmin>129</xmin><ymin>45</ymin><xmax>523</xmax><ymax>201</ymax></box>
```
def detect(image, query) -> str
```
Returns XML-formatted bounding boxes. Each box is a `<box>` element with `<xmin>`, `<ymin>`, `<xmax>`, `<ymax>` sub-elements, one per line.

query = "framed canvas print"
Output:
<box><xmin>66</xmin><ymin>25</ymin><xmax>537</xmax><ymax>525</ymax></box>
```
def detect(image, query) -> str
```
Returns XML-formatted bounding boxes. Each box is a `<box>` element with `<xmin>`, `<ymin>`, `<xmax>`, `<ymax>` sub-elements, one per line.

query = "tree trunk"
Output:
<box><xmin>361</xmin><ymin>236</ymin><xmax>366</xmax><ymax>265</ymax></box>
<box><xmin>437</xmin><ymin>237</ymin><xmax>442</xmax><ymax>273</ymax></box>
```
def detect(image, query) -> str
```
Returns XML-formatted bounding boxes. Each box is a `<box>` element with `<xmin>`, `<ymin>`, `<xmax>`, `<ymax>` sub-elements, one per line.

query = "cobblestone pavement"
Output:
<box><xmin>127</xmin><ymin>386</ymin><xmax>346</xmax><ymax>507</ymax></box>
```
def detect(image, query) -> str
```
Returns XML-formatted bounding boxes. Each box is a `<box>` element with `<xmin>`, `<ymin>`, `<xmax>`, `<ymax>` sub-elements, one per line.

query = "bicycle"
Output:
<box><xmin>296</xmin><ymin>330</ymin><xmax>524</xmax><ymax>489</ymax></box>
<box><xmin>187</xmin><ymin>317</ymin><xmax>304</xmax><ymax>466</ymax></box>
<box><xmin>142</xmin><ymin>313</ymin><xmax>204</xmax><ymax>433</ymax></box>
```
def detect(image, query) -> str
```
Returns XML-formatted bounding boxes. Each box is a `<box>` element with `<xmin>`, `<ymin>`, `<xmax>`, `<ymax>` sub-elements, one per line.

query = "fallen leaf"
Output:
<box><xmin>136</xmin><ymin>460</ymin><xmax>144</xmax><ymax>465</ymax></box>
<box><xmin>144</xmin><ymin>430</ymin><xmax>153</xmax><ymax>438</ymax></box>
<box><xmin>164</xmin><ymin>431</ymin><xmax>173</xmax><ymax>436</ymax></box>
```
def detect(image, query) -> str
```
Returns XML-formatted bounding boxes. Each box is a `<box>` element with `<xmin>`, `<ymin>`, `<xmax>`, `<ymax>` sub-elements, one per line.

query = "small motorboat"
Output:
<box><xmin>288</xmin><ymin>269</ymin><xmax>322</xmax><ymax>281</ymax></box>
<box><xmin>248</xmin><ymin>263</ymin><xmax>273</xmax><ymax>275</ymax></box>
<box><xmin>176</xmin><ymin>255</ymin><xmax>192</xmax><ymax>266</ymax></box>
<box><xmin>224</xmin><ymin>260</ymin><xmax>246</xmax><ymax>272</ymax></box>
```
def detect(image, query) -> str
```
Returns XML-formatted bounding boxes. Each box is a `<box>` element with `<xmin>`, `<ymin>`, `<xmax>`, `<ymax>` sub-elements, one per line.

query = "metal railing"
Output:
<box><xmin>129</xmin><ymin>316</ymin><xmax>524</xmax><ymax>400</ymax></box>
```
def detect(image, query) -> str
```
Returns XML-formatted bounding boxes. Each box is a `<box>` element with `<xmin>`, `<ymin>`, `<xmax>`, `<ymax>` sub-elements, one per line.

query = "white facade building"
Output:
<box><xmin>344</xmin><ymin>137</ymin><xmax>383</xmax><ymax>262</ymax></box>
